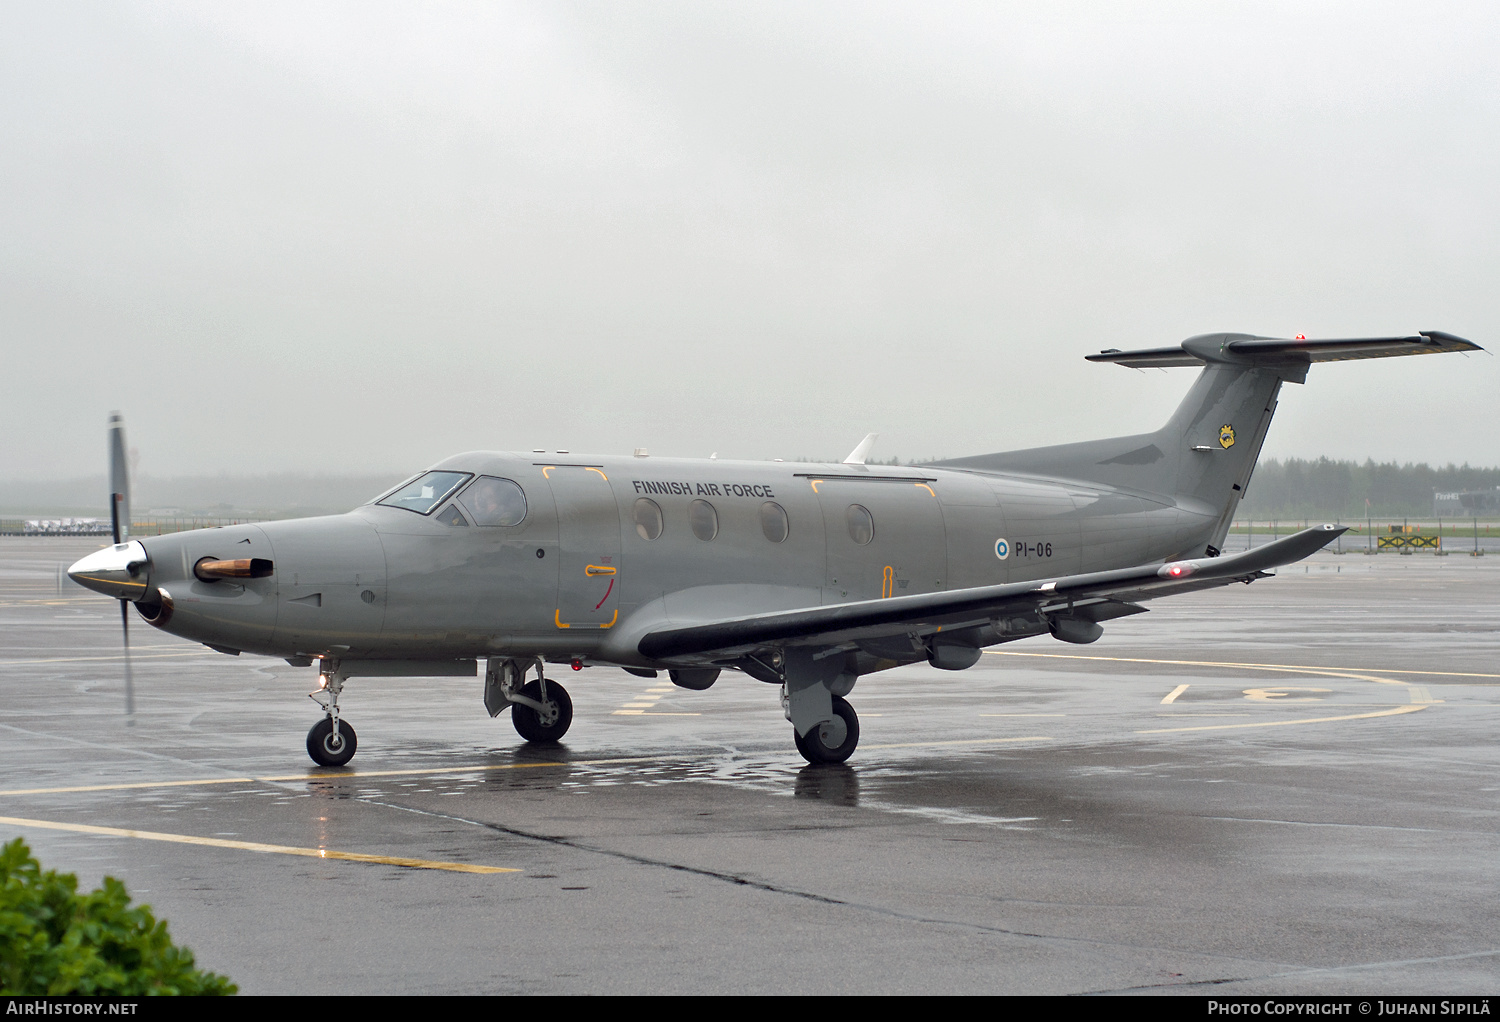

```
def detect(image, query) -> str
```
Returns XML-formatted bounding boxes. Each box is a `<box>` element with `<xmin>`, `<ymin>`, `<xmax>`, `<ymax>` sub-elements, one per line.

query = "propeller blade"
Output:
<box><xmin>108</xmin><ymin>412</ymin><xmax>129</xmax><ymax>544</ymax></box>
<box><xmin>120</xmin><ymin>599</ymin><xmax>135</xmax><ymax>720</ymax></box>
<box><xmin>108</xmin><ymin>412</ymin><xmax>135</xmax><ymax>720</ymax></box>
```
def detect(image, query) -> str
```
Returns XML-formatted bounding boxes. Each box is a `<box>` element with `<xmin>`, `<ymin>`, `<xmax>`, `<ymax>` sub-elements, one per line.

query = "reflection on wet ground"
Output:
<box><xmin>1</xmin><ymin>539</ymin><xmax>1498</xmax><ymax>994</ymax></box>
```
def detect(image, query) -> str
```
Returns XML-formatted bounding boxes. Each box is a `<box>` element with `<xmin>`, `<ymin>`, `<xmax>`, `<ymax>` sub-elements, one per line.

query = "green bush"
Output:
<box><xmin>0</xmin><ymin>837</ymin><xmax>235</xmax><ymax>995</ymax></box>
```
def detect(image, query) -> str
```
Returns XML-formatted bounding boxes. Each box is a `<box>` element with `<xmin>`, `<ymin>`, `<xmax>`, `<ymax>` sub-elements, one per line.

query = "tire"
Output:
<box><xmin>307</xmin><ymin>717</ymin><xmax>358</xmax><ymax>767</ymax></box>
<box><xmin>511</xmin><ymin>679</ymin><xmax>574</xmax><ymax>744</ymax></box>
<box><xmin>793</xmin><ymin>696</ymin><xmax>859</xmax><ymax>765</ymax></box>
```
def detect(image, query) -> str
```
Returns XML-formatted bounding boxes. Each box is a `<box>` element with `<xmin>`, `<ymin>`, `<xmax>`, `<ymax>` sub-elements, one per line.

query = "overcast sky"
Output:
<box><xmin>3</xmin><ymin>0</ymin><xmax>1497</xmax><ymax>480</ymax></box>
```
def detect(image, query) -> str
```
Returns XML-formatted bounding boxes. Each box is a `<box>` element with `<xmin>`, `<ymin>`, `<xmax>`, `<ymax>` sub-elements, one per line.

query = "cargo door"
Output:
<box><xmin>544</xmin><ymin>465</ymin><xmax>621</xmax><ymax>629</ymax></box>
<box><xmin>932</xmin><ymin>472</ymin><xmax>1007</xmax><ymax>590</ymax></box>
<box><xmin>813</xmin><ymin>478</ymin><xmax>947</xmax><ymax>602</ymax></box>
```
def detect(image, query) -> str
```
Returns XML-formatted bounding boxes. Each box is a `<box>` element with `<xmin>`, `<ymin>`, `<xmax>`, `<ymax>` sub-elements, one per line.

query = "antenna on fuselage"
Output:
<box><xmin>842</xmin><ymin>433</ymin><xmax>878</xmax><ymax>466</ymax></box>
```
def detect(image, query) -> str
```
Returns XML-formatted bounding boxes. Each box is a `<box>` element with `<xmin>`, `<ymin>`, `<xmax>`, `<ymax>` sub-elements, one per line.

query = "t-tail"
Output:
<box><xmin>936</xmin><ymin>331</ymin><xmax>1481</xmax><ymax>555</ymax></box>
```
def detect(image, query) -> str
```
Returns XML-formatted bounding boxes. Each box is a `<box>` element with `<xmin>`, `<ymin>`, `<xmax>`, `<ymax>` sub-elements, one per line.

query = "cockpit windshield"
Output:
<box><xmin>376</xmin><ymin>471</ymin><xmax>472</xmax><ymax>515</ymax></box>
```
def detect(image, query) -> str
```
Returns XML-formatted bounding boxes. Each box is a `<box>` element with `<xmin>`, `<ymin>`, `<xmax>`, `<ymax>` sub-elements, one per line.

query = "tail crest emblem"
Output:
<box><xmin>1219</xmin><ymin>424</ymin><xmax>1236</xmax><ymax>449</ymax></box>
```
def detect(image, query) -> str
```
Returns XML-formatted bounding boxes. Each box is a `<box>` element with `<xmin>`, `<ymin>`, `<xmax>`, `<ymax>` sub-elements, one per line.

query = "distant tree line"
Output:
<box><xmin>1241</xmin><ymin>458</ymin><xmax>1500</xmax><ymax>519</ymax></box>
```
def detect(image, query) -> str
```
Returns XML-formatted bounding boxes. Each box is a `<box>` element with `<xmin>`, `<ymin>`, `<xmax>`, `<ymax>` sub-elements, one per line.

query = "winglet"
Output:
<box><xmin>842</xmin><ymin>433</ymin><xmax>878</xmax><ymax>466</ymax></box>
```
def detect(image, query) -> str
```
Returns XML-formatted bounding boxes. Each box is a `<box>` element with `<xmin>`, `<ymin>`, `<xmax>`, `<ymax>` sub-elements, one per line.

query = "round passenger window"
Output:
<box><xmin>457</xmin><ymin>476</ymin><xmax>527</xmax><ymax>527</ymax></box>
<box><xmin>690</xmin><ymin>499</ymin><xmax>718</xmax><ymax>541</ymax></box>
<box><xmin>760</xmin><ymin>501</ymin><xmax>789</xmax><ymax>543</ymax></box>
<box><xmin>633</xmin><ymin>498</ymin><xmax>663</xmax><ymax>541</ymax></box>
<box><xmin>846</xmin><ymin>504</ymin><xmax>874</xmax><ymax>545</ymax></box>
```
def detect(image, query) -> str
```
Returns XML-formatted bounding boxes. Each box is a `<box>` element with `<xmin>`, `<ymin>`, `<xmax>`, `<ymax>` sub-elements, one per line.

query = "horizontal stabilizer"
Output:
<box><xmin>1087</xmin><ymin>331</ymin><xmax>1481</xmax><ymax>369</ymax></box>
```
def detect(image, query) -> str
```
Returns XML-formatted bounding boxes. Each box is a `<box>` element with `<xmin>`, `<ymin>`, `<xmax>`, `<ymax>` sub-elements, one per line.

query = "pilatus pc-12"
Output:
<box><xmin>70</xmin><ymin>331</ymin><xmax>1479</xmax><ymax>766</ymax></box>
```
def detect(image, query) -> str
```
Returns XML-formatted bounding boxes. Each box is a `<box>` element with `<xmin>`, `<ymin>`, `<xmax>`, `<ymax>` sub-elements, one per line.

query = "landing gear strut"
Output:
<box><xmin>485</xmin><ymin>658</ymin><xmax>574</xmax><ymax>745</ymax></box>
<box><xmin>307</xmin><ymin>666</ymin><xmax>357</xmax><ymax>766</ymax></box>
<box><xmin>780</xmin><ymin>647</ymin><xmax>861</xmax><ymax>765</ymax></box>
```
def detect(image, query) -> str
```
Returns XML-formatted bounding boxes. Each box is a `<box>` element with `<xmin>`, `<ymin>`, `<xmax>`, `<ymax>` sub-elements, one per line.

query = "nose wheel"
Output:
<box><xmin>307</xmin><ymin>664</ymin><xmax>357</xmax><ymax>766</ymax></box>
<box><xmin>307</xmin><ymin>717</ymin><xmax>358</xmax><ymax>767</ymax></box>
<box><xmin>793</xmin><ymin>695</ymin><xmax>859</xmax><ymax>765</ymax></box>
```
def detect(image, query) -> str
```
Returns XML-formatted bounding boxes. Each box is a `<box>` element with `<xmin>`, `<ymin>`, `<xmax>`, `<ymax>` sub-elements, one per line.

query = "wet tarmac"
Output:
<box><xmin>1</xmin><ymin>536</ymin><xmax>1496</xmax><ymax>994</ymax></box>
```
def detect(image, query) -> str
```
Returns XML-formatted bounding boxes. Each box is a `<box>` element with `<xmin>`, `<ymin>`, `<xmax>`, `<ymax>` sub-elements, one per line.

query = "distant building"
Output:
<box><xmin>22</xmin><ymin>518</ymin><xmax>111</xmax><ymax>535</ymax></box>
<box><xmin>1434</xmin><ymin>488</ymin><xmax>1500</xmax><ymax>517</ymax></box>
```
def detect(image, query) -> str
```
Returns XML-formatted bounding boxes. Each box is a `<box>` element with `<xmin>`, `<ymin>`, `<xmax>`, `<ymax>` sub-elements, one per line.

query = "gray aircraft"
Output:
<box><xmin>70</xmin><ymin>331</ymin><xmax>1480</xmax><ymax>766</ymax></box>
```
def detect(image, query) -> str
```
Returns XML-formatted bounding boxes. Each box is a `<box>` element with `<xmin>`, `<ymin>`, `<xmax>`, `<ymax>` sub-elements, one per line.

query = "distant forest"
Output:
<box><xmin>831</xmin><ymin>455</ymin><xmax>1500</xmax><ymax>519</ymax></box>
<box><xmin>1239</xmin><ymin>458</ymin><xmax>1500</xmax><ymax>519</ymax></box>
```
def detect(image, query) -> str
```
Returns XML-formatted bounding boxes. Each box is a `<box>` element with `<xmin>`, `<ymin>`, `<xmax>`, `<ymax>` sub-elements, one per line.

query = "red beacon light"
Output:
<box><xmin>1158</xmin><ymin>561</ymin><xmax>1196</xmax><ymax>579</ymax></box>
<box><xmin>1295</xmin><ymin>334</ymin><xmax>1306</xmax><ymax>340</ymax></box>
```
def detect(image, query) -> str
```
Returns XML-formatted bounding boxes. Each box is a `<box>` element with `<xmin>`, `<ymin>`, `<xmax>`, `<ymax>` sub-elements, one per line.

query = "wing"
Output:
<box><xmin>637</xmin><ymin>525</ymin><xmax>1346</xmax><ymax>660</ymax></box>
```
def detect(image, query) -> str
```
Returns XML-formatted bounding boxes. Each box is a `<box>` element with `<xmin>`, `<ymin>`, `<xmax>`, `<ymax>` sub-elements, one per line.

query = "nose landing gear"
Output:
<box><xmin>307</xmin><ymin>665</ymin><xmax>357</xmax><ymax>767</ymax></box>
<box><xmin>307</xmin><ymin>716</ymin><xmax>357</xmax><ymax>767</ymax></box>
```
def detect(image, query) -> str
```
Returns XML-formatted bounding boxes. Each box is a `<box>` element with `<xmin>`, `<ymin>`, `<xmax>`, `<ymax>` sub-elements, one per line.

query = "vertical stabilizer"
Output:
<box><xmin>934</xmin><ymin>330</ymin><xmax>1479</xmax><ymax>546</ymax></box>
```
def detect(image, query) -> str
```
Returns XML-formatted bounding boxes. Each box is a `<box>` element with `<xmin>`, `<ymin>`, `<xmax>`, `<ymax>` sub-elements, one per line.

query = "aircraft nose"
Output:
<box><xmin>68</xmin><ymin>540</ymin><xmax>151</xmax><ymax>601</ymax></box>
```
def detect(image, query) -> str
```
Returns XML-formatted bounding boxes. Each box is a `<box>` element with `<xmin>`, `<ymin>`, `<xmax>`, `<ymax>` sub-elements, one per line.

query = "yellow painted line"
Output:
<box><xmin>1155</xmin><ymin>713</ymin><xmax>1254</xmax><ymax>718</ymax></box>
<box><xmin>0</xmin><ymin>814</ymin><xmax>516</xmax><ymax>874</ymax></box>
<box><xmin>1136</xmin><ymin>704</ymin><xmax>1427</xmax><ymax>734</ymax></box>
<box><xmin>1243</xmin><ymin>687</ymin><xmax>1330</xmax><ymax>702</ymax></box>
<box><xmin>864</xmin><ymin>735</ymin><xmax>1051</xmax><ymax>750</ymax></box>
<box><xmin>0</xmin><ymin>756</ymin><xmax>660</xmax><ymax>797</ymax></box>
<box><xmin>0</xmin><ymin>777</ymin><xmax>257</xmax><ymax>796</ymax></box>
<box><xmin>1161</xmin><ymin>684</ymin><xmax>1190</xmax><ymax>704</ymax></box>
<box><xmin>620</xmin><ymin>702</ymin><xmax>658</xmax><ymax>708</ymax></box>
<box><xmin>986</xmin><ymin>650</ymin><xmax>1500</xmax><ymax>681</ymax></box>
<box><xmin>71</xmin><ymin>575</ymin><xmax>147</xmax><ymax>590</ymax></box>
<box><xmin>610</xmin><ymin>709</ymin><xmax>700</xmax><ymax>716</ymax></box>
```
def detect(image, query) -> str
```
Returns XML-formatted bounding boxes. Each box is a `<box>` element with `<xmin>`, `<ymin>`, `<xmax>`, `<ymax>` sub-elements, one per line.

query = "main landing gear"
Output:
<box><xmin>485</xmin><ymin>658</ymin><xmax>574</xmax><ymax>745</ymax></box>
<box><xmin>778</xmin><ymin>648</ymin><xmax>862</xmax><ymax>765</ymax></box>
<box><xmin>307</xmin><ymin>667</ymin><xmax>356</xmax><ymax>767</ymax></box>
<box><xmin>793</xmin><ymin>695</ymin><xmax>859</xmax><ymax>765</ymax></box>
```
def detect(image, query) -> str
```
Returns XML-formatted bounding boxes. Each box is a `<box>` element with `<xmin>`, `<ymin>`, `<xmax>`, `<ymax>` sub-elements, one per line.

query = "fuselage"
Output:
<box><xmin>122</xmin><ymin>451</ymin><xmax>1220</xmax><ymax>669</ymax></box>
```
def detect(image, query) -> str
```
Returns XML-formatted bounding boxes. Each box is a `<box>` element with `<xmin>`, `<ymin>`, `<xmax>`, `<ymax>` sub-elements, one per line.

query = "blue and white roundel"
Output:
<box><xmin>994</xmin><ymin>538</ymin><xmax>1010</xmax><ymax>560</ymax></box>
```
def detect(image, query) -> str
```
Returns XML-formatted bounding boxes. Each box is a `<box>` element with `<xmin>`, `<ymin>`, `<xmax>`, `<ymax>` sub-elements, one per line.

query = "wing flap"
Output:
<box><xmin>637</xmin><ymin>525</ymin><xmax>1346</xmax><ymax>660</ymax></box>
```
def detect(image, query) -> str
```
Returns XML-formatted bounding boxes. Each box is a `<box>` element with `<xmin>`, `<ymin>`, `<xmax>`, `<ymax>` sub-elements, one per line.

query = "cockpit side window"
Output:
<box><xmin>458</xmin><ymin>476</ymin><xmax>528</xmax><ymax>527</ymax></box>
<box><xmin>376</xmin><ymin>471</ymin><xmax>473</xmax><ymax>515</ymax></box>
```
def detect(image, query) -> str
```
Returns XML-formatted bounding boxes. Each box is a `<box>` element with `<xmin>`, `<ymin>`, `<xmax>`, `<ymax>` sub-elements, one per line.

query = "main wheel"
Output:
<box><xmin>307</xmin><ymin>717</ymin><xmax>358</xmax><ymax>767</ymax></box>
<box><xmin>793</xmin><ymin>695</ymin><xmax>859</xmax><ymax>765</ymax></box>
<box><xmin>511</xmin><ymin>679</ymin><xmax>574</xmax><ymax>744</ymax></box>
